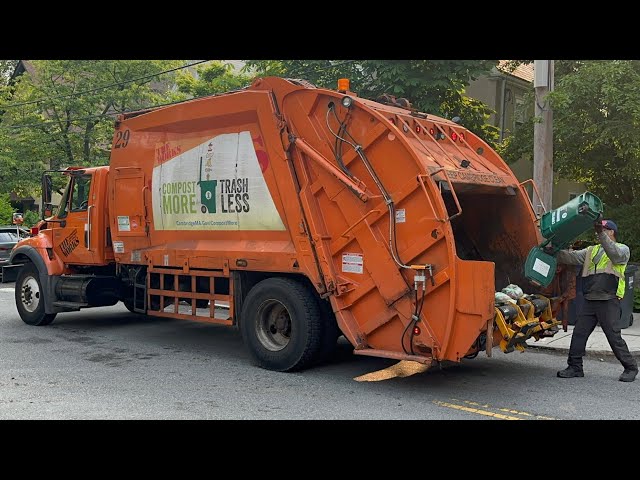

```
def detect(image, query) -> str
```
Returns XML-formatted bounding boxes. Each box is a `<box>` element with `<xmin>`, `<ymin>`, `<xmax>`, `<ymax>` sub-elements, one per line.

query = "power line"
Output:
<box><xmin>0</xmin><ymin>88</ymin><xmax>248</xmax><ymax>131</ymax></box>
<box><xmin>1</xmin><ymin>60</ymin><xmax>208</xmax><ymax>109</ymax></box>
<box><xmin>0</xmin><ymin>112</ymin><xmax>120</xmax><ymax>130</ymax></box>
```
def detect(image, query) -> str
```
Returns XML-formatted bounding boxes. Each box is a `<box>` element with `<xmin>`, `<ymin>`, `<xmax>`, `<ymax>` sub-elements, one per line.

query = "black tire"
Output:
<box><xmin>124</xmin><ymin>301</ymin><xmax>139</xmax><ymax>314</ymax></box>
<box><xmin>201</xmin><ymin>205</ymin><xmax>207</xmax><ymax>213</ymax></box>
<box><xmin>196</xmin><ymin>299</ymin><xmax>209</xmax><ymax>309</ymax></box>
<box><xmin>240</xmin><ymin>277</ymin><xmax>322</xmax><ymax>372</ymax></box>
<box><xmin>15</xmin><ymin>262</ymin><xmax>56</xmax><ymax>326</ymax></box>
<box><xmin>184</xmin><ymin>298</ymin><xmax>209</xmax><ymax>309</ymax></box>
<box><xmin>630</xmin><ymin>313</ymin><xmax>634</xmax><ymax>327</ymax></box>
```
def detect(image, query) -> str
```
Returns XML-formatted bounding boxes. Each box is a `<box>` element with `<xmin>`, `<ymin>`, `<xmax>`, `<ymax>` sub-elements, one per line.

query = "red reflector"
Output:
<box><xmin>460</xmin><ymin>132</ymin><xmax>465</xmax><ymax>141</ymax></box>
<box><xmin>0</xmin><ymin>247</ymin><xmax>7</xmax><ymax>251</ymax></box>
<box><xmin>413</xmin><ymin>326</ymin><xmax>421</xmax><ymax>335</ymax></box>
<box><xmin>389</xmin><ymin>118</ymin><xmax>395</xmax><ymax>123</ymax></box>
<box><xmin>429</xmin><ymin>128</ymin><xmax>435</xmax><ymax>136</ymax></box>
<box><xmin>451</xmin><ymin>132</ymin><xmax>458</xmax><ymax>141</ymax></box>
<box><xmin>415</xmin><ymin>125</ymin><xmax>421</xmax><ymax>134</ymax></box>
<box><xmin>30</xmin><ymin>227</ymin><xmax>39</xmax><ymax>236</ymax></box>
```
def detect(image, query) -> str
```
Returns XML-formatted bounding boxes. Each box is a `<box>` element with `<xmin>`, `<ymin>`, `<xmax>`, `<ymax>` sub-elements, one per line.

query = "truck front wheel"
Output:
<box><xmin>15</xmin><ymin>263</ymin><xmax>56</xmax><ymax>326</ymax></box>
<box><xmin>240</xmin><ymin>277</ymin><xmax>322</xmax><ymax>372</ymax></box>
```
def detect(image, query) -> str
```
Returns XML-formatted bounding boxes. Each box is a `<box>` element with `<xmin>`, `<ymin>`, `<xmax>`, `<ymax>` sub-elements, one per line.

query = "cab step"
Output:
<box><xmin>52</xmin><ymin>301</ymin><xmax>89</xmax><ymax>311</ymax></box>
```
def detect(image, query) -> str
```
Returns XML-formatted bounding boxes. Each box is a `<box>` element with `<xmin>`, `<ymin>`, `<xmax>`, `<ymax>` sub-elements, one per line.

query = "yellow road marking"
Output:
<box><xmin>434</xmin><ymin>400</ymin><xmax>521</xmax><ymax>420</ymax></box>
<box><xmin>448</xmin><ymin>399</ymin><xmax>556</xmax><ymax>420</ymax></box>
<box><xmin>352</xmin><ymin>364</ymin><xmax>558</xmax><ymax>419</ymax></box>
<box><xmin>353</xmin><ymin>360</ymin><xmax>430</xmax><ymax>382</ymax></box>
<box><xmin>499</xmin><ymin>408</ymin><xmax>533</xmax><ymax>416</ymax></box>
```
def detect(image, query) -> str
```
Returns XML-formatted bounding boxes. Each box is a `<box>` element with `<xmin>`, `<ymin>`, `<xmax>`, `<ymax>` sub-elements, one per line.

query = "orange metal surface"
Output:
<box><xmin>40</xmin><ymin>167</ymin><xmax>113</xmax><ymax>267</ymax></box>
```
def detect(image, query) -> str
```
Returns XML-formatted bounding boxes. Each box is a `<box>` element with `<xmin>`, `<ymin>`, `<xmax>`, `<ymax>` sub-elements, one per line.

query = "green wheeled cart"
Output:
<box><xmin>525</xmin><ymin>192</ymin><xmax>603</xmax><ymax>287</ymax></box>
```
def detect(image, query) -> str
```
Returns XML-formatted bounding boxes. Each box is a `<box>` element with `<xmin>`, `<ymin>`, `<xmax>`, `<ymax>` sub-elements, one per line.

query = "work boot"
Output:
<box><xmin>619</xmin><ymin>368</ymin><xmax>638</xmax><ymax>382</ymax></box>
<box><xmin>557</xmin><ymin>366</ymin><xmax>584</xmax><ymax>378</ymax></box>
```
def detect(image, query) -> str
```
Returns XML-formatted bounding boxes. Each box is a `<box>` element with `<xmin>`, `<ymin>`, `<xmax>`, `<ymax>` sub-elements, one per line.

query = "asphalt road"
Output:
<box><xmin>1</xmin><ymin>283</ymin><xmax>638</xmax><ymax>420</ymax></box>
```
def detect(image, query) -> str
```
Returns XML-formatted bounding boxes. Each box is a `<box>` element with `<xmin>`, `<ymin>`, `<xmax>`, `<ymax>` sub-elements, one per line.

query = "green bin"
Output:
<box><xmin>540</xmin><ymin>192</ymin><xmax>603</xmax><ymax>249</ymax></box>
<box><xmin>524</xmin><ymin>246</ymin><xmax>557</xmax><ymax>287</ymax></box>
<box><xmin>524</xmin><ymin>192</ymin><xmax>603</xmax><ymax>287</ymax></box>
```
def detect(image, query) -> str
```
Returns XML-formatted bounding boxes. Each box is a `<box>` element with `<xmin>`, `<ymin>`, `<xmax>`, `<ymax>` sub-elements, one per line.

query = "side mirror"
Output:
<box><xmin>42</xmin><ymin>174</ymin><xmax>53</xmax><ymax>220</ymax></box>
<box><xmin>42</xmin><ymin>174</ymin><xmax>53</xmax><ymax>204</ymax></box>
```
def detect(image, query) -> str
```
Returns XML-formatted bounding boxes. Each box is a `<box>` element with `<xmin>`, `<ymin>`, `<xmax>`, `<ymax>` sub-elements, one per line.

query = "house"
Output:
<box><xmin>465</xmin><ymin>61</ymin><xmax>585</xmax><ymax>209</ymax></box>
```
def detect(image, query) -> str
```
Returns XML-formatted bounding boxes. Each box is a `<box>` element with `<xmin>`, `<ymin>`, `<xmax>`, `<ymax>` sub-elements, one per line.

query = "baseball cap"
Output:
<box><xmin>602</xmin><ymin>219</ymin><xmax>618</xmax><ymax>234</ymax></box>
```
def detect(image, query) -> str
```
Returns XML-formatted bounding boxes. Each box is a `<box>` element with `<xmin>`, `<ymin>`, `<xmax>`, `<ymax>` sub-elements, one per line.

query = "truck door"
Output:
<box><xmin>51</xmin><ymin>172</ymin><xmax>98</xmax><ymax>264</ymax></box>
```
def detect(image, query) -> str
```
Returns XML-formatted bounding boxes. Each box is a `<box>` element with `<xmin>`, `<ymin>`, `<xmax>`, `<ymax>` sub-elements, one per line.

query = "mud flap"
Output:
<box><xmin>1</xmin><ymin>264</ymin><xmax>22</xmax><ymax>283</ymax></box>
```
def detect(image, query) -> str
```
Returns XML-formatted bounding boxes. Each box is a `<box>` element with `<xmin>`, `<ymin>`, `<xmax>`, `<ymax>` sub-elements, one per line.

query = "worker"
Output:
<box><xmin>555</xmin><ymin>219</ymin><xmax>638</xmax><ymax>382</ymax></box>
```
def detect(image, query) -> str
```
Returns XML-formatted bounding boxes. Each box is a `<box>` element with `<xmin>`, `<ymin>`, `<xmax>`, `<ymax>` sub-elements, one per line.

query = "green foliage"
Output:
<box><xmin>245</xmin><ymin>60</ymin><xmax>500</xmax><ymax>146</ymax></box>
<box><xmin>500</xmin><ymin>60</ymin><xmax>640</xmax><ymax>207</ymax></box>
<box><xmin>0</xmin><ymin>194</ymin><xmax>15</xmax><ymax>225</ymax></box>
<box><xmin>634</xmin><ymin>289</ymin><xmax>640</xmax><ymax>312</ymax></box>
<box><xmin>22</xmin><ymin>209</ymin><xmax>40</xmax><ymax>227</ymax></box>
<box><xmin>0</xmin><ymin>60</ymin><xmax>185</xmax><ymax>197</ymax></box>
<box><xmin>175</xmin><ymin>62</ymin><xmax>252</xmax><ymax>98</ymax></box>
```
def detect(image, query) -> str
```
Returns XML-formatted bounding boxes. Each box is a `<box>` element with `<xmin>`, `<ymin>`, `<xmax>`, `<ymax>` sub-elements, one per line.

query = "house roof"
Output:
<box><xmin>10</xmin><ymin>60</ymin><xmax>35</xmax><ymax>80</ymax></box>
<box><xmin>498</xmin><ymin>60</ymin><xmax>534</xmax><ymax>83</ymax></box>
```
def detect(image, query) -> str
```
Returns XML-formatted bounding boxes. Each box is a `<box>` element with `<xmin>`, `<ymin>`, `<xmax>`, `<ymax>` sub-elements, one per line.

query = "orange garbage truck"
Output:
<box><xmin>8</xmin><ymin>76</ymin><xmax>571</xmax><ymax>372</ymax></box>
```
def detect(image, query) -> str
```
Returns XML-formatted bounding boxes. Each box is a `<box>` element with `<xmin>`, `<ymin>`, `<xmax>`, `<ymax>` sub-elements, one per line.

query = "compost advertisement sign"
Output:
<box><xmin>152</xmin><ymin>131</ymin><xmax>285</xmax><ymax>231</ymax></box>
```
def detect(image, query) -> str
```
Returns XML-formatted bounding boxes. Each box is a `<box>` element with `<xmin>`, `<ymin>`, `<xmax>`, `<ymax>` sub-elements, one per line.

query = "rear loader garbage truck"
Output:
<box><xmin>8</xmin><ymin>76</ymin><xmax>575</xmax><ymax>372</ymax></box>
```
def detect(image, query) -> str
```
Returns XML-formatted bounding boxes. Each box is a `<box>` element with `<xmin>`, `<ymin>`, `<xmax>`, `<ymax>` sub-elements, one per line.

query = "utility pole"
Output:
<box><xmin>533</xmin><ymin>60</ymin><xmax>554</xmax><ymax>216</ymax></box>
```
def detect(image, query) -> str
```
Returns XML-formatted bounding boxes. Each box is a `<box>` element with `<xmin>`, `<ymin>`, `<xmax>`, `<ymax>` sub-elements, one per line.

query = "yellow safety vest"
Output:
<box><xmin>583</xmin><ymin>244</ymin><xmax>627</xmax><ymax>298</ymax></box>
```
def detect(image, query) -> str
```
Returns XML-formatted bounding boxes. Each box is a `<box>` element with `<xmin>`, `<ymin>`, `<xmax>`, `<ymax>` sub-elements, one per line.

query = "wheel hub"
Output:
<box><xmin>21</xmin><ymin>276</ymin><xmax>41</xmax><ymax>313</ymax></box>
<box><xmin>256</xmin><ymin>300</ymin><xmax>292</xmax><ymax>351</ymax></box>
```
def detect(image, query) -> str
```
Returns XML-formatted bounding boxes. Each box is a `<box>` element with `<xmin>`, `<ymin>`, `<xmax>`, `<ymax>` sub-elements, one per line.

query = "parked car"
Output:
<box><xmin>0</xmin><ymin>226</ymin><xmax>30</xmax><ymax>271</ymax></box>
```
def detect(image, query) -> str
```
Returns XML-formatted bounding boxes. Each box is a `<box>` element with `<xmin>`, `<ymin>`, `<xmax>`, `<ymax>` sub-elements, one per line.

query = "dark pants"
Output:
<box><xmin>568</xmin><ymin>298</ymin><xmax>637</xmax><ymax>371</ymax></box>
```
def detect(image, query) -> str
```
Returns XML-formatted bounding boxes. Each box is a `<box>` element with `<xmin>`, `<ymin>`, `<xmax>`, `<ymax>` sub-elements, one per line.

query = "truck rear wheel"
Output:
<box><xmin>15</xmin><ymin>263</ymin><xmax>56</xmax><ymax>326</ymax></box>
<box><xmin>124</xmin><ymin>301</ymin><xmax>139</xmax><ymax>314</ymax></box>
<box><xmin>240</xmin><ymin>277</ymin><xmax>322</xmax><ymax>372</ymax></box>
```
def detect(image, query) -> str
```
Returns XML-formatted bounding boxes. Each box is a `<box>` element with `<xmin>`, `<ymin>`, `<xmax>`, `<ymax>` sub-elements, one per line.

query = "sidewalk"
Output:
<box><xmin>525</xmin><ymin>312</ymin><xmax>640</xmax><ymax>358</ymax></box>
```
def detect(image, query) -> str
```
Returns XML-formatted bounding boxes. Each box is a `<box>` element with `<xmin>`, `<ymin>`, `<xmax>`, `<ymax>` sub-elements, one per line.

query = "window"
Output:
<box><xmin>514</xmin><ymin>94</ymin><xmax>526</xmax><ymax>128</ymax></box>
<box><xmin>58</xmin><ymin>174</ymin><xmax>92</xmax><ymax>218</ymax></box>
<box><xmin>70</xmin><ymin>175</ymin><xmax>92</xmax><ymax>212</ymax></box>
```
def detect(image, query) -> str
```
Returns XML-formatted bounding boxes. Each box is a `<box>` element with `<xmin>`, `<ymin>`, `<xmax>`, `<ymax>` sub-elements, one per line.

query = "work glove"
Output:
<box><xmin>594</xmin><ymin>220</ymin><xmax>604</xmax><ymax>234</ymax></box>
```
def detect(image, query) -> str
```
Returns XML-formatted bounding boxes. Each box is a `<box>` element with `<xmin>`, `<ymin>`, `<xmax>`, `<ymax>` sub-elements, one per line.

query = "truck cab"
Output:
<box><xmin>9</xmin><ymin>166</ymin><xmax>117</xmax><ymax>325</ymax></box>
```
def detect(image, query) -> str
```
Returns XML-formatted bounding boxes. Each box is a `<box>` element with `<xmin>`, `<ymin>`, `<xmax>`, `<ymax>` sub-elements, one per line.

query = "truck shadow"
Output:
<box><xmin>42</xmin><ymin>305</ymin><xmax>555</xmax><ymax>392</ymax></box>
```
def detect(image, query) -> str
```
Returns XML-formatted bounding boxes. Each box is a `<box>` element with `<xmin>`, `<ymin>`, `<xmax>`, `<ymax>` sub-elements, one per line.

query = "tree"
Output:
<box><xmin>0</xmin><ymin>194</ymin><xmax>15</xmax><ymax>225</ymax></box>
<box><xmin>499</xmin><ymin>60</ymin><xmax>640</xmax><ymax>207</ymax></box>
<box><xmin>175</xmin><ymin>61</ymin><xmax>252</xmax><ymax>98</ymax></box>
<box><xmin>498</xmin><ymin>60</ymin><xmax>640</xmax><ymax>261</ymax></box>
<box><xmin>0</xmin><ymin>60</ymin><xmax>185</xmax><ymax>196</ymax></box>
<box><xmin>245</xmin><ymin>60</ymin><xmax>500</xmax><ymax>145</ymax></box>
